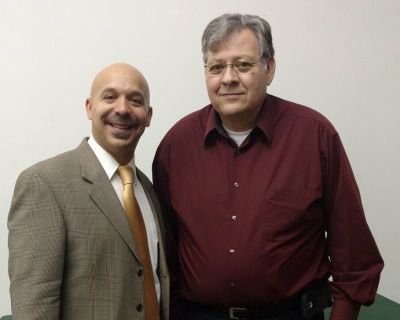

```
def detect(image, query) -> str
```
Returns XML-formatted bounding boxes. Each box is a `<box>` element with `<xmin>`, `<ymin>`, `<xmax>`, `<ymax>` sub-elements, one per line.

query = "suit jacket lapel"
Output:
<box><xmin>137</xmin><ymin>169</ymin><xmax>166</xmax><ymax>244</ymax></box>
<box><xmin>137</xmin><ymin>168</ymin><xmax>169</xmax><ymax>278</ymax></box>
<box><xmin>77</xmin><ymin>139</ymin><xmax>140</xmax><ymax>260</ymax></box>
<box><xmin>138</xmin><ymin>168</ymin><xmax>170</xmax><ymax>314</ymax></box>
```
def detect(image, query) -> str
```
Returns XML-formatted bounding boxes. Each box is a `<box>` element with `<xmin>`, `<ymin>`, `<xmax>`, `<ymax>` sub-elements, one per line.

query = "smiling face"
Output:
<box><xmin>205</xmin><ymin>28</ymin><xmax>275</xmax><ymax>131</ymax></box>
<box><xmin>85</xmin><ymin>63</ymin><xmax>152</xmax><ymax>164</ymax></box>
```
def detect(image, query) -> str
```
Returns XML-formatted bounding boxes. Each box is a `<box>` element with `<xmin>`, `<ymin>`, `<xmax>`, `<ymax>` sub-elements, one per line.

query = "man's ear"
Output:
<box><xmin>85</xmin><ymin>98</ymin><xmax>93</xmax><ymax>120</ymax></box>
<box><xmin>266</xmin><ymin>57</ymin><xmax>276</xmax><ymax>86</ymax></box>
<box><xmin>146</xmin><ymin>107</ymin><xmax>153</xmax><ymax>127</ymax></box>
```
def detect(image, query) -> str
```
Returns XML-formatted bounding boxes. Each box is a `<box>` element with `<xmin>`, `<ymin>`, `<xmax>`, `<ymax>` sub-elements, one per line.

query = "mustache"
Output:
<box><xmin>105</xmin><ymin>115</ymin><xmax>139</xmax><ymax>127</ymax></box>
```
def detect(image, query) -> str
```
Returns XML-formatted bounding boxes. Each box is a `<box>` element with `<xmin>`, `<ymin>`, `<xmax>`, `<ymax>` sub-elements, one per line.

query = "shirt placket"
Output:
<box><xmin>226</xmin><ymin>144</ymin><xmax>244</xmax><ymax>298</ymax></box>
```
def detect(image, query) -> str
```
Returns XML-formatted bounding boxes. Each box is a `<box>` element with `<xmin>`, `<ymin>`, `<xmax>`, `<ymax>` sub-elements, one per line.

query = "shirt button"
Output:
<box><xmin>231</xmin><ymin>215</ymin><xmax>237</xmax><ymax>221</ymax></box>
<box><xmin>136</xmin><ymin>304</ymin><xmax>143</xmax><ymax>312</ymax></box>
<box><xmin>233</xmin><ymin>182</ymin><xmax>239</xmax><ymax>188</ymax></box>
<box><xmin>230</xmin><ymin>282</ymin><xmax>236</xmax><ymax>288</ymax></box>
<box><xmin>229</xmin><ymin>249</ymin><xmax>235</xmax><ymax>254</ymax></box>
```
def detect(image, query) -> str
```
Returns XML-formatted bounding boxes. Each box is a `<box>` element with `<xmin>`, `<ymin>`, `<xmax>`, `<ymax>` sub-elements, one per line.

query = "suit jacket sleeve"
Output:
<box><xmin>8</xmin><ymin>169</ymin><xmax>66</xmax><ymax>320</ymax></box>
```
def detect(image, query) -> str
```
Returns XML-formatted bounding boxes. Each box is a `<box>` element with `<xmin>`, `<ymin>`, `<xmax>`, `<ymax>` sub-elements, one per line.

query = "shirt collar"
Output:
<box><xmin>203</xmin><ymin>94</ymin><xmax>276</xmax><ymax>144</ymax></box>
<box><xmin>87</xmin><ymin>135</ymin><xmax>136</xmax><ymax>181</ymax></box>
<box><xmin>203</xmin><ymin>107</ymin><xmax>226</xmax><ymax>143</ymax></box>
<box><xmin>254</xmin><ymin>94</ymin><xmax>276</xmax><ymax>143</ymax></box>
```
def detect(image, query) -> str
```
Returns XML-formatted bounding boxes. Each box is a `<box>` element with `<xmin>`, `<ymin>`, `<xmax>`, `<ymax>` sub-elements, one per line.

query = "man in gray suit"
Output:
<box><xmin>8</xmin><ymin>63</ymin><xmax>169</xmax><ymax>320</ymax></box>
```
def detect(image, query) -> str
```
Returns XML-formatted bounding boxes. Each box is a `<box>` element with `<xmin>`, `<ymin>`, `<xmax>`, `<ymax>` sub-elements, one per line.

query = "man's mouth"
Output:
<box><xmin>106</xmin><ymin>120</ymin><xmax>137</xmax><ymax>138</ymax></box>
<box><xmin>109</xmin><ymin>122</ymin><xmax>134</xmax><ymax>130</ymax></box>
<box><xmin>219</xmin><ymin>92</ymin><xmax>244</xmax><ymax>100</ymax></box>
<box><xmin>219</xmin><ymin>92</ymin><xmax>243</xmax><ymax>96</ymax></box>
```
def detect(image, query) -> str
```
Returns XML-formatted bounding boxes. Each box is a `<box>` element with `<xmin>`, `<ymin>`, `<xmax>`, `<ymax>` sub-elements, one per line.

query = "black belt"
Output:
<box><xmin>182</xmin><ymin>279</ymin><xmax>332</xmax><ymax>320</ymax></box>
<box><xmin>183</xmin><ymin>298</ymin><xmax>302</xmax><ymax>319</ymax></box>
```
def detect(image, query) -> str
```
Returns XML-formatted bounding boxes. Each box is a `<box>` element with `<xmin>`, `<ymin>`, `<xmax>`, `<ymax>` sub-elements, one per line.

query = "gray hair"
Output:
<box><xmin>201</xmin><ymin>13</ymin><xmax>274</xmax><ymax>63</ymax></box>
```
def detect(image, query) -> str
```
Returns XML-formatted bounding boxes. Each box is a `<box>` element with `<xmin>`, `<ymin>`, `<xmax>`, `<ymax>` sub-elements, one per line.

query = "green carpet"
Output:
<box><xmin>324</xmin><ymin>294</ymin><xmax>400</xmax><ymax>319</ymax></box>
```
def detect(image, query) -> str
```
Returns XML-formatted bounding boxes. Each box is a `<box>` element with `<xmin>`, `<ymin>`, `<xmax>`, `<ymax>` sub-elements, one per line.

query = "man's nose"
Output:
<box><xmin>221</xmin><ymin>65</ymin><xmax>239</xmax><ymax>85</ymax></box>
<box><xmin>114</xmin><ymin>97</ymin><xmax>130</xmax><ymax>114</ymax></box>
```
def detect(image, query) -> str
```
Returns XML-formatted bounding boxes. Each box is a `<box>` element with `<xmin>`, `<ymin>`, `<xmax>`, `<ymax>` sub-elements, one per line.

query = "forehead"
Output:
<box><xmin>97</xmin><ymin>71</ymin><xmax>145</xmax><ymax>94</ymax></box>
<box><xmin>207</xmin><ymin>28</ymin><xmax>261</xmax><ymax>60</ymax></box>
<box><xmin>91</xmin><ymin>66</ymin><xmax>149</xmax><ymax>100</ymax></box>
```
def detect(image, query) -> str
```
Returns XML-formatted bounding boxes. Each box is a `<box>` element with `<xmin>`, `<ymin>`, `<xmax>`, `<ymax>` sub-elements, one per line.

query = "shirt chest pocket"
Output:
<box><xmin>263</xmin><ymin>188</ymin><xmax>323</xmax><ymax>241</ymax></box>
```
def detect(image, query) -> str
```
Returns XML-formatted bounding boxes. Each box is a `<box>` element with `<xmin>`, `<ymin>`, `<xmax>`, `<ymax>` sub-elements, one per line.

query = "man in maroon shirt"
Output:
<box><xmin>152</xmin><ymin>13</ymin><xmax>383</xmax><ymax>320</ymax></box>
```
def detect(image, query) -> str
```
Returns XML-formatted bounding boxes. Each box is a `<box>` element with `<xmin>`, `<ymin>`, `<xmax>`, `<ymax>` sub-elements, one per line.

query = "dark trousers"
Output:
<box><xmin>181</xmin><ymin>300</ymin><xmax>324</xmax><ymax>320</ymax></box>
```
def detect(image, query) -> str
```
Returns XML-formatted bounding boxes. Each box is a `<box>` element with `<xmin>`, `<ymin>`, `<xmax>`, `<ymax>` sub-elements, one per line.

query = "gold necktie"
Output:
<box><xmin>117</xmin><ymin>165</ymin><xmax>160</xmax><ymax>320</ymax></box>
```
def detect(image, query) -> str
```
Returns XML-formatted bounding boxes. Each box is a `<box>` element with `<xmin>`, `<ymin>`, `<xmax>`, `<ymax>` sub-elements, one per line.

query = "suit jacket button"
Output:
<box><xmin>136</xmin><ymin>303</ymin><xmax>143</xmax><ymax>312</ymax></box>
<box><xmin>137</xmin><ymin>268</ymin><xmax>143</xmax><ymax>277</ymax></box>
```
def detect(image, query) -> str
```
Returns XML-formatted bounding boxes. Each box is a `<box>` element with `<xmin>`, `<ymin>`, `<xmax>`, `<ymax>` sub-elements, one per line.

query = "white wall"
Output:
<box><xmin>1</xmin><ymin>0</ymin><xmax>399</xmax><ymax>315</ymax></box>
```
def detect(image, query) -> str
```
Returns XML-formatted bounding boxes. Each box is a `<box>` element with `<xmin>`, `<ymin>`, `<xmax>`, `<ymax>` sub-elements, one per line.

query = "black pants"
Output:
<box><xmin>181</xmin><ymin>301</ymin><xmax>324</xmax><ymax>320</ymax></box>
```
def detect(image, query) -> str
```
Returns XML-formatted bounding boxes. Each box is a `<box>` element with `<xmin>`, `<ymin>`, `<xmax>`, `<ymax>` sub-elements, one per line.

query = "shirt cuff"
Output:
<box><xmin>329</xmin><ymin>299</ymin><xmax>360</xmax><ymax>320</ymax></box>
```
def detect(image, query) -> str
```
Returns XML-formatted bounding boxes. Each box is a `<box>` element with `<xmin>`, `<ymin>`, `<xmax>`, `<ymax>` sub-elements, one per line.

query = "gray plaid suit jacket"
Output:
<box><xmin>8</xmin><ymin>138</ymin><xmax>170</xmax><ymax>320</ymax></box>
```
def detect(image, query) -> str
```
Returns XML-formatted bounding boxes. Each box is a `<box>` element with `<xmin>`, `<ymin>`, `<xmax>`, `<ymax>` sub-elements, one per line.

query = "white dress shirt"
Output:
<box><xmin>88</xmin><ymin>136</ymin><xmax>160</xmax><ymax>301</ymax></box>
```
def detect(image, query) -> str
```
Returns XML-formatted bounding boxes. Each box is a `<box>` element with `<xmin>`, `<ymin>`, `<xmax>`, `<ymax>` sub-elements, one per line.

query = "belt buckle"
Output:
<box><xmin>229</xmin><ymin>307</ymin><xmax>247</xmax><ymax>319</ymax></box>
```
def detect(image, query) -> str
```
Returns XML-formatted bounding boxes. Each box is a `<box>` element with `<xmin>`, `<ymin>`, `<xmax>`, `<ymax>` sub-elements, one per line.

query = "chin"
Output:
<box><xmin>217</xmin><ymin>104</ymin><xmax>246</xmax><ymax>116</ymax></box>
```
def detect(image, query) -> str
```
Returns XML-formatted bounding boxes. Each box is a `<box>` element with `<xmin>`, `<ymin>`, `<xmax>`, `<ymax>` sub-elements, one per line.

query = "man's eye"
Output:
<box><xmin>235</xmin><ymin>62</ymin><xmax>253</xmax><ymax>72</ymax></box>
<box><xmin>104</xmin><ymin>95</ymin><xmax>115</xmax><ymax>101</ymax></box>
<box><xmin>209</xmin><ymin>64</ymin><xmax>225</xmax><ymax>74</ymax></box>
<box><xmin>132</xmin><ymin>99</ymin><xmax>142</xmax><ymax>105</ymax></box>
<box><xmin>129</xmin><ymin>97</ymin><xmax>143</xmax><ymax>105</ymax></box>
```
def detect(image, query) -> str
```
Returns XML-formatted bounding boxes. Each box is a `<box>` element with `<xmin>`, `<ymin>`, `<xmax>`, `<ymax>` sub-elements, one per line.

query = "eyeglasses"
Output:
<box><xmin>204</xmin><ymin>56</ymin><xmax>264</xmax><ymax>76</ymax></box>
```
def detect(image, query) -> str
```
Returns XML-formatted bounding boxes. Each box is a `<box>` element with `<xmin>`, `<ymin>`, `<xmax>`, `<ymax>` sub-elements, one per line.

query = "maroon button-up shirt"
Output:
<box><xmin>152</xmin><ymin>94</ymin><xmax>383</xmax><ymax>319</ymax></box>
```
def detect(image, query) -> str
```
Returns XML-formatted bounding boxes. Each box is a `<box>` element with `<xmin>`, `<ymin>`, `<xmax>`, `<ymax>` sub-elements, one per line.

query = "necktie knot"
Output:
<box><xmin>117</xmin><ymin>165</ymin><xmax>134</xmax><ymax>185</ymax></box>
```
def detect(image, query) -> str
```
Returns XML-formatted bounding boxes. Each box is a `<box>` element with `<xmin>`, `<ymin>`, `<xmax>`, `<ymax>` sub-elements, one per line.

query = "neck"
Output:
<box><xmin>220</xmin><ymin>114</ymin><xmax>257</xmax><ymax>131</ymax></box>
<box><xmin>218</xmin><ymin>98</ymin><xmax>265</xmax><ymax>131</ymax></box>
<box><xmin>113</xmin><ymin>152</ymin><xmax>134</xmax><ymax>166</ymax></box>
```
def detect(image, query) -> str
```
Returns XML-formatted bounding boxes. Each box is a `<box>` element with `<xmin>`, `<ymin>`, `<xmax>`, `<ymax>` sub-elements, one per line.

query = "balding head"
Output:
<box><xmin>90</xmin><ymin>63</ymin><xmax>150</xmax><ymax>107</ymax></box>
